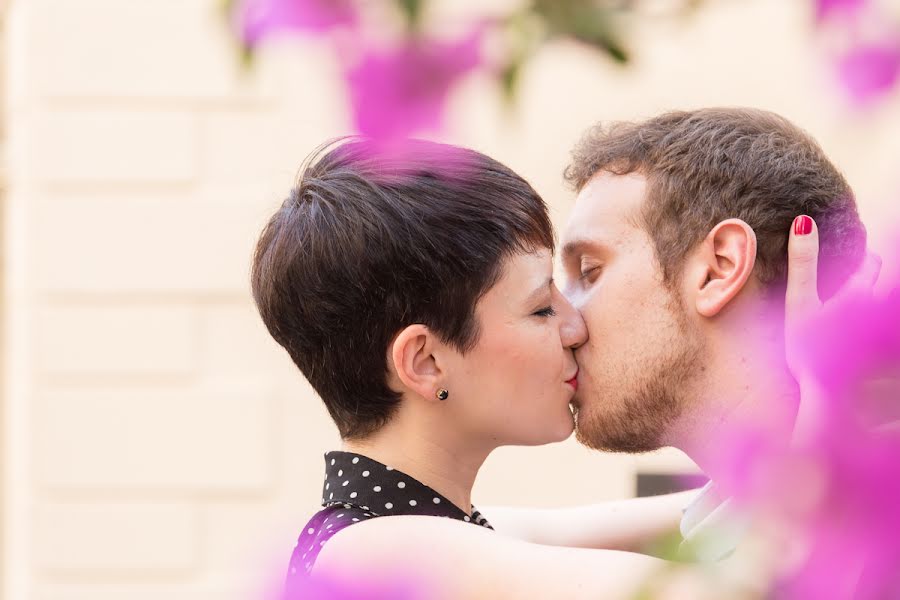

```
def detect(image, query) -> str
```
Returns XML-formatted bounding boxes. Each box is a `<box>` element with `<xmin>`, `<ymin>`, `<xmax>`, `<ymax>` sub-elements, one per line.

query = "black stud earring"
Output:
<box><xmin>436</xmin><ymin>388</ymin><xmax>449</xmax><ymax>401</ymax></box>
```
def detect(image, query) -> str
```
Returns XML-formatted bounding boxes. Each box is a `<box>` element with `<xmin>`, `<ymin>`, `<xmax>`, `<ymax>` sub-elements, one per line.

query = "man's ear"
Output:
<box><xmin>388</xmin><ymin>324</ymin><xmax>446</xmax><ymax>401</ymax></box>
<box><xmin>690</xmin><ymin>219</ymin><xmax>757</xmax><ymax>317</ymax></box>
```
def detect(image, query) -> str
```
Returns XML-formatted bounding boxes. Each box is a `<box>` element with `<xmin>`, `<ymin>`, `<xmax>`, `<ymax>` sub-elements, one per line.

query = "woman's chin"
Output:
<box><xmin>531</xmin><ymin>413</ymin><xmax>576</xmax><ymax>445</ymax></box>
<box><xmin>498</xmin><ymin>408</ymin><xmax>576</xmax><ymax>447</ymax></box>
<box><xmin>557</xmin><ymin>415</ymin><xmax>577</xmax><ymax>441</ymax></box>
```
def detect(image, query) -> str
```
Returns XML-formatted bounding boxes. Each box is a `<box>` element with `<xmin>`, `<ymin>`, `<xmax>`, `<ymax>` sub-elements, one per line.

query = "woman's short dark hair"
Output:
<box><xmin>251</xmin><ymin>138</ymin><xmax>554</xmax><ymax>440</ymax></box>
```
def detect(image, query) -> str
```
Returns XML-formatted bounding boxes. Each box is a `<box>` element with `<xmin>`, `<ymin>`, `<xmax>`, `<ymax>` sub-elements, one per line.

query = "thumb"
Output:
<box><xmin>786</xmin><ymin>214</ymin><xmax>821</xmax><ymax>321</ymax></box>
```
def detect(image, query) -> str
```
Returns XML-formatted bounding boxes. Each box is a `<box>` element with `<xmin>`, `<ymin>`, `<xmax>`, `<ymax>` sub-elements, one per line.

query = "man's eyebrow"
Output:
<box><xmin>561</xmin><ymin>239</ymin><xmax>600</xmax><ymax>262</ymax></box>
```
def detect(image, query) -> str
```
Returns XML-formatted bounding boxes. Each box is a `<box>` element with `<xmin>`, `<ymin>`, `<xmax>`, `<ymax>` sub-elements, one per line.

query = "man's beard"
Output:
<box><xmin>575</xmin><ymin>303</ymin><xmax>705</xmax><ymax>454</ymax></box>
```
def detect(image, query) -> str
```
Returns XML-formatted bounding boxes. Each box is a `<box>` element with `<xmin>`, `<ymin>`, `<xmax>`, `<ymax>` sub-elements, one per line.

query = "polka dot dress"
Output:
<box><xmin>286</xmin><ymin>451</ymin><xmax>493</xmax><ymax>582</ymax></box>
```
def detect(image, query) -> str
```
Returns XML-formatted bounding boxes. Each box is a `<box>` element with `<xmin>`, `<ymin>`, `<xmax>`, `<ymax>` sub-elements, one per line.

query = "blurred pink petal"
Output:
<box><xmin>836</xmin><ymin>43</ymin><xmax>900</xmax><ymax>105</ymax></box>
<box><xmin>282</xmin><ymin>574</ymin><xmax>422</xmax><ymax>600</ymax></box>
<box><xmin>279</xmin><ymin>566</ymin><xmax>426</xmax><ymax>600</ymax></box>
<box><xmin>814</xmin><ymin>0</ymin><xmax>868</xmax><ymax>23</ymax></box>
<box><xmin>346</xmin><ymin>30</ymin><xmax>483</xmax><ymax>140</ymax></box>
<box><xmin>234</xmin><ymin>0</ymin><xmax>357</xmax><ymax>47</ymax></box>
<box><xmin>707</xmin><ymin>233</ymin><xmax>900</xmax><ymax>598</ymax></box>
<box><xmin>323</xmin><ymin>137</ymin><xmax>486</xmax><ymax>185</ymax></box>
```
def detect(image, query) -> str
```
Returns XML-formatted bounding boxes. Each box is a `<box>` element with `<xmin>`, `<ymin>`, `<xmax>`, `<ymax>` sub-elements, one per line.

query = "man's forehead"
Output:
<box><xmin>562</xmin><ymin>172</ymin><xmax>648</xmax><ymax>250</ymax></box>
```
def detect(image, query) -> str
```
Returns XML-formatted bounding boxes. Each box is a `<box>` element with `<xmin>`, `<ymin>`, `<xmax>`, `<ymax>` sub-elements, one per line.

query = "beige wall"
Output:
<box><xmin>3</xmin><ymin>0</ymin><xmax>899</xmax><ymax>598</ymax></box>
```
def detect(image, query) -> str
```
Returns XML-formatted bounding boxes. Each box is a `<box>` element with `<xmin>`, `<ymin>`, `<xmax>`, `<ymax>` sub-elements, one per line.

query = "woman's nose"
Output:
<box><xmin>558</xmin><ymin>295</ymin><xmax>588</xmax><ymax>349</ymax></box>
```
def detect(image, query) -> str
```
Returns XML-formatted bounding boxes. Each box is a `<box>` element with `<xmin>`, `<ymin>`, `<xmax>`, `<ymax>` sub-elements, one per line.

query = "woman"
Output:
<box><xmin>251</xmin><ymin>138</ymin><xmax>840</xmax><ymax>599</ymax></box>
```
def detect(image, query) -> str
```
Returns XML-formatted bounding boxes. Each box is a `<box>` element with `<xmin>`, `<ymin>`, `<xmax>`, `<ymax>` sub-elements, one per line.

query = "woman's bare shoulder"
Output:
<box><xmin>316</xmin><ymin>514</ymin><xmax>497</xmax><ymax>565</ymax></box>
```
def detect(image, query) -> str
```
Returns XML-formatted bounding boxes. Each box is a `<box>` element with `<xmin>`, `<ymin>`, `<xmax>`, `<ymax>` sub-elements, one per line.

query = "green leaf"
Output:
<box><xmin>500</xmin><ymin>59</ymin><xmax>523</xmax><ymax>104</ymax></box>
<box><xmin>531</xmin><ymin>0</ymin><xmax>629</xmax><ymax>64</ymax></box>
<box><xmin>221</xmin><ymin>0</ymin><xmax>236</xmax><ymax>19</ymax></box>
<box><xmin>239</xmin><ymin>44</ymin><xmax>255</xmax><ymax>69</ymax></box>
<box><xmin>396</xmin><ymin>0</ymin><xmax>424</xmax><ymax>29</ymax></box>
<box><xmin>220</xmin><ymin>0</ymin><xmax>256</xmax><ymax>70</ymax></box>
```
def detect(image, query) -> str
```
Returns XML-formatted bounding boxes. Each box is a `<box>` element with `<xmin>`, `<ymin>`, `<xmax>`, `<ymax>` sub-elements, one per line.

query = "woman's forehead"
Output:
<box><xmin>483</xmin><ymin>251</ymin><xmax>554</xmax><ymax>306</ymax></box>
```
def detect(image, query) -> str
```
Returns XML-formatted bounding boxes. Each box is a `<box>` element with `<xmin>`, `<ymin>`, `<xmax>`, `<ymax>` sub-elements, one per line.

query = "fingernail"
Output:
<box><xmin>794</xmin><ymin>215</ymin><xmax>813</xmax><ymax>236</ymax></box>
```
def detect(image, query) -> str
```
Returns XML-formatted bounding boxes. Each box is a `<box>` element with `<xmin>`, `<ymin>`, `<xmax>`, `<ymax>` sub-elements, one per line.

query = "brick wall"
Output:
<box><xmin>4</xmin><ymin>0</ymin><xmax>899</xmax><ymax>598</ymax></box>
<box><xmin>5</xmin><ymin>1</ymin><xmax>348</xmax><ymax>597</ymax></box>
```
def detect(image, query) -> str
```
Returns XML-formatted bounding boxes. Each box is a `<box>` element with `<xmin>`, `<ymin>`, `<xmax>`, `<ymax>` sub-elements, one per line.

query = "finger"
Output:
<box><xmin>786</xmin><ymin>214</ymin><xmax>821</xmax><ymax>320</ymax></box>
<box><xmin>831</xmin><ymin>251</ymin><xmax>882</xmax><ymax>304</ymax></box>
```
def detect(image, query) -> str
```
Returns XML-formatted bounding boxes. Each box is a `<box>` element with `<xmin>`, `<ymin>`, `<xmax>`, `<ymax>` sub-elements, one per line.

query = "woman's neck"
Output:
<box><xmin>341</xmin><ymin>419</ymin><xmax>492</xmax><ymax>515</ymax></box>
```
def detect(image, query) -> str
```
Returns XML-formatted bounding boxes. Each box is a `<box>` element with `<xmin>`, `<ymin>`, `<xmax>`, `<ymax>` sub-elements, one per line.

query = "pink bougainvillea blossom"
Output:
<box><xmin>814</xmin><ymin>0</ymin><xmax>868</xmax><ymax>23</ymax></box>
<box><xmin>705</xmin><ymin>236</ymin><xmax>900</xmax><ymax>599</ymax></box>
<box><xmin>836</xmin><ymin>42</ymin><xmax>900</xmax><ymax>105</ymax></box>
<box><xmin>346</xmin><ymin>29</ymin><xmax>484</xmax><ymax>140</ymax></box>
<box><xmin>233</xmin><ymin>0</ymin><xmax>358</xmax><ymax>47</ymax></box>
<box><xmin>280</xmin><ymin>571</ymin><xmax>424</xmax><ymax>600</ymax></box>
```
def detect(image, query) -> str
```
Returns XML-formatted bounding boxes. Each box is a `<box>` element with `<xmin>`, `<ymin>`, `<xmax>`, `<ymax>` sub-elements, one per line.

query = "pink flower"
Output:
<box><xmin>814</xmin><ymin>0</ymin><xmax>868</xmax><ymax>23</ymax></box>
<box><xmin>836</xmin><ymin>43</ymin><xmax>900</xmax><ymax>105</ymax></box>
<box><xmin>233</xmin><ymin>0</ymin><xmax>357</xmax><ymax>47</ymax></box>
<box><xmin>345</xmin><ymin>29</ymin><xmax>484</xmax><ymax>140</ymax></box>
<box><xmin>705</xmin><ymin>235</ymin><xmax>900</xmax><ymax>599</ymax></box>
<box><xmin>281</xmin><ymin>572</ymin><xmax>423</xmax><ymax>600</ymax></box>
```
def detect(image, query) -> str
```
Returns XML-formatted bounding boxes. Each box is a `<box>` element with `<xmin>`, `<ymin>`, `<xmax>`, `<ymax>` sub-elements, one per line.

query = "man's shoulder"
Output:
<box><xmin>679</xmin><ymin>481</ymin><xmax>724</xmax><ymax>539</ymax></box>
<box><xmin>679</xmin><ymin>482</ymin><xmax>748</xmax><ymax>562</ymax></box>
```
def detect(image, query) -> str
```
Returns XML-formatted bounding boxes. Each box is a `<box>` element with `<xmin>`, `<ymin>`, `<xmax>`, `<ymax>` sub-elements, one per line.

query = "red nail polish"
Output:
<box><xmin>794</xmin><ymin>215</ymin><xmax>813</xmax><ymax>236</ymax></box>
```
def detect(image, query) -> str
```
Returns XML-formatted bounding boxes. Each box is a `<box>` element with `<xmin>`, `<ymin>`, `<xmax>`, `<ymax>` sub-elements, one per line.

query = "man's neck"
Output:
<box><xmin>341</xmin><ymin>414</ymin><xmax>491</xmax><ymax>515</ymax></box>
<box><xmin>669</xmin><ymin>336</ymin><xmax>800</xmax><ymax>480</ymax></box>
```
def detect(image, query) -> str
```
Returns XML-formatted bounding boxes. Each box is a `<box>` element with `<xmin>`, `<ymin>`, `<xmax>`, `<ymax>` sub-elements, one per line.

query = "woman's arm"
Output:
<box><xmin>313</xmin><ymin>514</ymin><xmax>753</xmax><ymax>600</ymax></box>
<box><xmin>480</xmin><ymin>489</ymin><xmax>700</xmax><ymax>554</ymax></box>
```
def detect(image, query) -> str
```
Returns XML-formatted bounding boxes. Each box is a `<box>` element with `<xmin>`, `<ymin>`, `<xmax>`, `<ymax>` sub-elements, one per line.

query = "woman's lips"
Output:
<box><xmin>565</xmin><ymin>370</ymin><xmax>579</xmax><ymax>391</ymax></box>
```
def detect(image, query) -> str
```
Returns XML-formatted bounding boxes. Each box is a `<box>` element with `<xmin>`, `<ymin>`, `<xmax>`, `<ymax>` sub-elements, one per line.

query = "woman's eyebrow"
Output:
<box><xmin>523</xmin><ymin>278</ymin><xmax>553</xmax><ymax>305</ymax></box>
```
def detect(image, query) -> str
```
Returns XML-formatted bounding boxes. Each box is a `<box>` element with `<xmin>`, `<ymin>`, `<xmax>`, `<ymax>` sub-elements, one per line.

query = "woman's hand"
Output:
<box><xmin>784</xmin><ymin>214</ymin><xmax>882</xmax><ymax>441</ymax></box>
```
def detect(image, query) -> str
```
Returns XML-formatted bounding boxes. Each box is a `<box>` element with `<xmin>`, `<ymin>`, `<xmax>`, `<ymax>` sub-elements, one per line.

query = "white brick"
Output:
<box><xmin>200</xmin><ymin>302</ymin><xmax>292</xmax><ymax>377</ymax></box>
<box><xmin>31</xmin><ymin>0</ymin><xmax>256</xmax><ymax>101</ymax></box>
<box><xmin>37</xmin><ymin>305</ymin><xmax>197</xmax><ymax>376</ymax></box>
<box><xmin>201</xmin><ymin>109</ymin><xmax>345</xmax><ymax>187</ymax></box>
<box><xmin>204</xmin><ymin>502</ymin><xmax>304</xmax><ymax>585</ymax></box>
<box><xmin>34</xmin><ymin>197</ymin><xmax>265</xmax><ymax>293</ymax></box>
<box><xmin>476</xmin><ymin>439</ymin><xmax>633</xmax><ymax>505</ymax></box>
<box><xmin>37</xmin><ymin>381</ymin><xmax>275</xmax><ymax>490</ymax></box>
<box><xmin>35</xmin><ymin>502</ymin><xmax>197</xmax><ymax>573</ymax></box>
<box><xmin>34</xmin><ymin>110</ymin><xmax>197</xmax><ymax>184</ymax></box>
<box><xmin>36</xmin><ymin>581</ymin><xmax>232</xmax><ymax>600</ymax></box>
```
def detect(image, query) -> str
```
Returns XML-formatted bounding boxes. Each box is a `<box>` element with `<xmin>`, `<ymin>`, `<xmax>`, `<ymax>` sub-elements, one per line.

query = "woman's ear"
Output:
<box><xmin>693</xmin><ymin>219</ymin><xmax>758</xmax><ymax>317</ymax></box>
<box><xmin>388</xmin><ymin>324</ymin><xmax>446</xmax><ymax>401</ymax></box>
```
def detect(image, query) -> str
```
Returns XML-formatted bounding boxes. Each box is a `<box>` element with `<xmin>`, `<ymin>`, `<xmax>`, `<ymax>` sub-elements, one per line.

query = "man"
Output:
<box><xmin>559</xmin><ymin>107</ymin><xmax>875</xmax><ymax>558</ymax></box>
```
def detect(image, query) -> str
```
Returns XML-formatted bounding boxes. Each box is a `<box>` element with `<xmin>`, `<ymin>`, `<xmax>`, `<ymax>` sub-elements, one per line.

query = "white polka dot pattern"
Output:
<box><xmin>287</xmin><ymin>451</ymin><xmax>493</xmax><ymax>583</ymax></box>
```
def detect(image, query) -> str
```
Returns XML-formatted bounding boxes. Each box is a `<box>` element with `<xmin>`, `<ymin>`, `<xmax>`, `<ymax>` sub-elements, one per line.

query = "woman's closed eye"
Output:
<box><xmin>533</xmin><ymin>306</ymin><xmax>557</xmax><ymax>318</ymax></box>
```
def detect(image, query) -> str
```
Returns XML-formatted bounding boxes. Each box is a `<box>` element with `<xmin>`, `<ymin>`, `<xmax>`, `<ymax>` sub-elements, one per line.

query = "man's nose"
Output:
<box><xmin>562</xmin><ymin>283</ymin><xmax>588</xmax><ymax>316</ymax></box>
